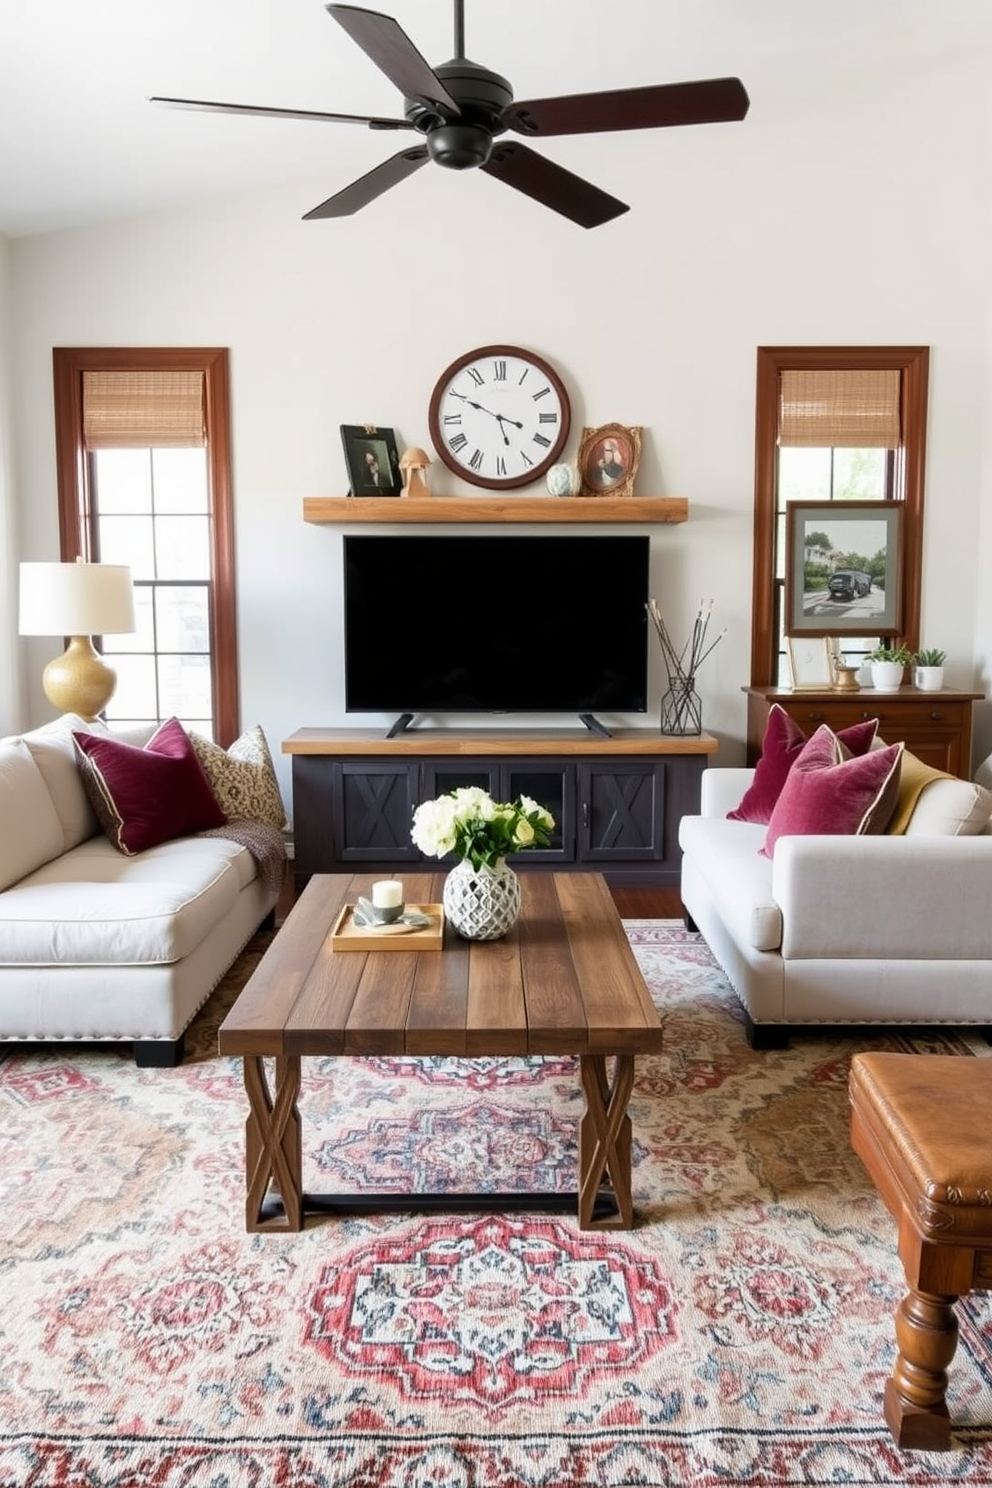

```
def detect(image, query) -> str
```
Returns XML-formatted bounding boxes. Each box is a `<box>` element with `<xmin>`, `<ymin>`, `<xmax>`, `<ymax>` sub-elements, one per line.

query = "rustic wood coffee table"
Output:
<box><xmin>219</xmin><ymin>871</ymin><xmax>664</xmax><ymax>1232</ymax></box>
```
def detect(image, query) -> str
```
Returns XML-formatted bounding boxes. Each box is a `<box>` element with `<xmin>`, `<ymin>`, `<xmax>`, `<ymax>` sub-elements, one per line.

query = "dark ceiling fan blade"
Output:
<box><xmin>326</xmin><ymin>4</ymin><xmax>460</xmax><ymax>115</ymax></box>
<box><xmin>481</xmin><ymin>143</ymin><xmax>628</xmax><ymax>230</ymax></box>
<box><xmin>502</xmin><ymin>77</ymin><xmax>750</xmax><ymax>136</ymax></box>
<box><xmin>303</xmin><ymin>146</ymin><xmax>430</xmax><ymax>218</ymax></box>
<box><xmin>150</xmin><ymin>95</ymin><xmax>413</xmax><ymax>131</ymax></box>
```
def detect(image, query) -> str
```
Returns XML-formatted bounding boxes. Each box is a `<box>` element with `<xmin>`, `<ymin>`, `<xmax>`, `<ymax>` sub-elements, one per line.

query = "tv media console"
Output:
<box><xmin>284</xmin><ymin>728</ymin><xmax>719</xmax><ymax>892</ymax></box>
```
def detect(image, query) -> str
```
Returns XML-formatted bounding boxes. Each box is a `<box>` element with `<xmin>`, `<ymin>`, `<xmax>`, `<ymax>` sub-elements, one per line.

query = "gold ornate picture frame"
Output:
<box><xmin>578</xmin><ymin>423</ymin><xmax>642</xmax><ymax>497</ymax></box>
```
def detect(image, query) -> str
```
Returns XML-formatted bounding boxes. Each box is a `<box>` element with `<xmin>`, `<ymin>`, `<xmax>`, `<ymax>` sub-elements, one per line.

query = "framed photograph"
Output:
<box><xmin>784</xmin><ymin>500</ymin><xmax>904</xmax><ymax>637</ymax></box>
<box><xmin>340</xmin><ymin>424</ymin><xmax>402</xmax><ymax>496</ymax></box>
<box><xmin>786</xmin><ymin>637</ymin><xmax>834</xmax><ymax>691</ymax></box>
<box><xmin>578</xmin><ymin>423</ymin><xmax>642</xmax><ymax>497</ymax></box>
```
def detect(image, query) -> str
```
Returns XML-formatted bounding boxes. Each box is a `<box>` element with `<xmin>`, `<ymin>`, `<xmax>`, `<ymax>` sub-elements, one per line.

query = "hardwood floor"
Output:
<box><xmin>277</xmin><ymin>869</ymin><xmax>682</xmax><ymax>924</ymax></box>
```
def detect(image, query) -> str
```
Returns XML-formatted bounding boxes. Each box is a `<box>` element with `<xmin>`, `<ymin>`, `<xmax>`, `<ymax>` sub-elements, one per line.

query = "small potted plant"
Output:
<box><xmin>913</xmin><ymin>646</ymin><xmax>946</xmax><ymax>692</ymax></box>
<box><xmin>866</xmin><ymin>644</ymin><xmax>913</xmax><ymax>691</ymax></box>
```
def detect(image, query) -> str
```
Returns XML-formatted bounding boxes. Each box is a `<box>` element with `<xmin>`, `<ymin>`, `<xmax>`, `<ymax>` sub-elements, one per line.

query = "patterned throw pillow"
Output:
<box><xmin>73</xmin><ymin>717</ymin><xmax>227</xmax><ymax>855</ymax></box>
<box><xmin>190</xmin><ymin>725</ymin><xmax>289</xmax><ymax>832</ymax></box>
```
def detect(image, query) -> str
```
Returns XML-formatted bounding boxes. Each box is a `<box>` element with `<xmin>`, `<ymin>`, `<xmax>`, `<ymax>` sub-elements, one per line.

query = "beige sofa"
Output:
<box><xmin>678</xmin><ymin>764</ymin><xmax>992</xmax><ymax>1048</ymax></box>
<box><xmin>0</xmin><ymin>715</ymin><xmax>281</xmax><ymax>1066</ymax></box>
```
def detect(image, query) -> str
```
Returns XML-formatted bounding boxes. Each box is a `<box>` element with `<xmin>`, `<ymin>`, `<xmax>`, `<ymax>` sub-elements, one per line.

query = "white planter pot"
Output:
<box><xmin>914</xmin><ymin>665</ymin><xmax>944</xmax><ymax>692</ymax></box>
<box><xmin>869</xmin><ymin>660</ymin><xmax>905</xmax><ymax>690</ymax></box>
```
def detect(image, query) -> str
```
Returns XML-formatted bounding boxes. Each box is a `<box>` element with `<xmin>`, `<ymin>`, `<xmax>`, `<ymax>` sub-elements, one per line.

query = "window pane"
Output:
<box><xmin>155</xmin><ymin>585</ymin><xmax>211</xmax><ymax>653</ymax></box>
<box><xmin>778</xmin><ymin>447</ymin><xmax>832</xmax><ymax>502</ymax></box>
<box><xmin>105</xmin><ymin>654</ymin><xmax>159</xmax><ymax>718</ymax></box>
<box><xmin>153</xmin><ymin>448</ymin><xmax>209</xmax><ymax>514</ymax></box>
<box><xmin>155</xmin><ymin>515</ymin><xmax>211</xmax><ymax>579</ymax></box>
<box><xmin>833</xmin><ymin>448</ymin><xmax>887</xmax><ymax>499</ymax></box>
<box><xmin>110</xmin><ymin>584</ymin><xmax>154</xmax><ymax>654</ymax></box>
<box><xmin>158</xmin><ymin>653</ymin><xmax>213</xmax><ymax>718</ymax></box>
<box><xmin>99</xmin><ymin>514</ymin><xmax>156</xmax><ymax>577</ymax></box>
<box><xmin>93</xmin><ymin>449</ymin><xmax>152</xmax><ymax>513</ymax></box>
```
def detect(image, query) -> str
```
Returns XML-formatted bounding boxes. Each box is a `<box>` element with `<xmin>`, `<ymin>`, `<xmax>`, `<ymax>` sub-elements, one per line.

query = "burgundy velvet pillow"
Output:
<box><xmin>762</xmin><ymin>725</ymin><xmax>903</xmax><ymax>857</ymax></box>
<box><xmin>728</xmin><ymin>704</ymin><xmax>880</xmax><ymax>824</ymax></box>
<box><xmin>73</xmin><ymin>717</ymin><xmax>226</xmax><ymax>855</ymax></box>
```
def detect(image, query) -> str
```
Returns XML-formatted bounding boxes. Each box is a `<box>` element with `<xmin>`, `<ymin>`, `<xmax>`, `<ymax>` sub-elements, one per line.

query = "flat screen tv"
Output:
<box><xmin>343</xmin><ymin>533</ymin><xmax>649</xmax><ymax>723</ymax></box>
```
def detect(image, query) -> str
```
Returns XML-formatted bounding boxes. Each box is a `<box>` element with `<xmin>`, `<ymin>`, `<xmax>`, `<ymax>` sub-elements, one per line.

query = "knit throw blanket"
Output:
<box><xmin>197</xmin><ymin>816</ymin><xmax>287</xmax><ymax>895</ymax></box>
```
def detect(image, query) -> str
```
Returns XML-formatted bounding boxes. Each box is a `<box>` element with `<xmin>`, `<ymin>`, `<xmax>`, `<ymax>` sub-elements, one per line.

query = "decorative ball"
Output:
<box><xmin>546</xmin><ymin>462</ymin><xmax>580</xmax><ymax>496</ymax></box>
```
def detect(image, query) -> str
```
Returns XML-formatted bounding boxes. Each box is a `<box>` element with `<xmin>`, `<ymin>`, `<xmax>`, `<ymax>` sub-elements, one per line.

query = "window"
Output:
<box><xmin>52</xmin><ymin>348</ymin><xmax>239</xmax><ymax>742</ymax></box>
<box><xmin>751</xmin><ymin>347</ymin><xmax>929</xmax><ymax>687</ymax></box>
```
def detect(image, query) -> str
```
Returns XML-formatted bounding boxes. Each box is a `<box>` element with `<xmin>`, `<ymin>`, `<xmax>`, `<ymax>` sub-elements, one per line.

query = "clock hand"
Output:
<box><xmin>450</xmin><ymin>391</ymin><xmax>524</xmax><ymax>433</ymax></box>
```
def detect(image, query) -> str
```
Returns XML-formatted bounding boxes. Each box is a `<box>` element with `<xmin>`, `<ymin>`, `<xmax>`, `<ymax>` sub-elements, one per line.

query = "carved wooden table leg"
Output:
<box><xmin>578</xmin><ymin>1054</ymin><xmax>635</xmax><ymax>1230</ymax></box>
<box><xmin>884</xmin><ymin>1287</ymin><xmax>959</xmax><ymax>1451</ymax></box>
<box><xmin>243</xmin><ymin>1054</ymin><xmax>303</xmax><ymax>1232</ymax></box>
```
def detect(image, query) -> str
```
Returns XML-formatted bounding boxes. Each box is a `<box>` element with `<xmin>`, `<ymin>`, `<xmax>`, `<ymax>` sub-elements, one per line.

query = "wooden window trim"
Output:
<box><xmin>750</xmin><ymin>346</ymin><xmax>929</xmax><ymax>687</ymax></box>
<box><xmin>52</xmin><ymin>347</ymin><xmax>239</xmax><ymax>743</ymax></box>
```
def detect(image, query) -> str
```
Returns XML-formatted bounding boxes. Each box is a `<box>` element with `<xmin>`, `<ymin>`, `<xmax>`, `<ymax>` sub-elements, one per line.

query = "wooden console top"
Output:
<box><xmin>283</xmin><ymin>727</ymin><xmax>719</xmax><ymax>758</ymax></box>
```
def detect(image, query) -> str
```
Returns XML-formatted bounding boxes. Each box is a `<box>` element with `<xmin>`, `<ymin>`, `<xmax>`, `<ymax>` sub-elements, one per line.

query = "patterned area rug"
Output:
<box><xmin>2</xmin><ymin>921</ymin><xmax>992</xmax><ymax>1487</ymax></box>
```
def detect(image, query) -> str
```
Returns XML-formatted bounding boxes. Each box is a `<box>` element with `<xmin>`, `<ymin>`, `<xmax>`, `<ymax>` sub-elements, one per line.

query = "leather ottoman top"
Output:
<box><xmin>850</xmin><ymin>1052</ymin><xmax>992</xmax><ymax>1240</ymax></box>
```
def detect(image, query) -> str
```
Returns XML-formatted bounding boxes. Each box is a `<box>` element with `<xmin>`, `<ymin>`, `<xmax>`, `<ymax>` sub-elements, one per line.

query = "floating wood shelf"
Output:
<box><xmin>303</xmin><ymin>496</ymin><xmax>688</xmax><ymax>525</ymax></box>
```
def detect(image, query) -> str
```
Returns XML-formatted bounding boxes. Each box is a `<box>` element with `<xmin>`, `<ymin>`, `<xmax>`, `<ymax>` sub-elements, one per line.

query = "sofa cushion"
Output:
<box><xmin>0</xmin><ymin>834</ymin><xmax>244</xmax><ymax>966</ymax></box>
<box><xmin>73</xmin><ymin>717</ymin><xmax>226</xmax><ymax>855</ymax></box>
<box><xmin>0</xmin><ymin>740</ymin><xmax>66</xmax><ymax>891</ymax></box>
<box><xmin>21</xmin><ymin>714</ymin><xmax>101</xmax><ymax>850</ymax></box>
<box><xmin>905</xmin><ymin>777</ymin><xmax>992</xmax><ymax>837</ymax></box>
<box><xmin>190</xmin><ymin>724</ymin><xmax>289</xmax><ymax>831</ymax></box>
<box><xmin>728</xmin><ymin>704</ymin><xmax>880</xmax><ymax>824</ymax></box>
<box><xmin>763</xmin><ymin>726</ymin><xmax>903</xmax><ymax>857</ymax></box>
<box><xmin>679</xmin><ymin>814</ymin><xmax>782</xmax><ymax>951</ymax></box>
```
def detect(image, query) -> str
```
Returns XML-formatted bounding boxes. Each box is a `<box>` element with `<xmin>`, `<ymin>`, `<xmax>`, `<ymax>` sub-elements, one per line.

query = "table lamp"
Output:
<box><xmin>18</xmin><ymin>559</ymin><xmax>136</xmax><ymax>721</ymax></box>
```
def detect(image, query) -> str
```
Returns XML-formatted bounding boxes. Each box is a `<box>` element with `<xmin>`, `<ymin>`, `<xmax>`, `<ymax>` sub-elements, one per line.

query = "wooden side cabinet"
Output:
<box><xmin>744</xmin><ymin>687</ymin><xmax>984</xmax><ymax>778</ymax></box>
<box><xmin>285</xmin><ymin>728</ymin><xmax>718</xmax><ymax>891</ymax></box>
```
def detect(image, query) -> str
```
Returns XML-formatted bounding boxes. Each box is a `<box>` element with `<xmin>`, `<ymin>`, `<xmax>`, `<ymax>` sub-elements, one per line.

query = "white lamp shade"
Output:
<box><xmin>19</xmin><ymin>561</ymin><xmax>136</xmax><ymax>637</ymax></box>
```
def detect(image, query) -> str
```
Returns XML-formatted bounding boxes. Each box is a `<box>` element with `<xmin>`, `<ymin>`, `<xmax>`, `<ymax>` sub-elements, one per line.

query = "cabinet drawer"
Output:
<box><xmin>782</xmin><ymin>700</ymin><xmax>966</xmax><ymax>739</ymax></box>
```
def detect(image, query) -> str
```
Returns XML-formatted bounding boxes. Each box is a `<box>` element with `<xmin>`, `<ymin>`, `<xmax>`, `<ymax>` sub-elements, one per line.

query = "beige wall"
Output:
<box><xmin>6</xmin><ymin>51</ymin><xmax>992</xmax><ymax>807</ymax></box>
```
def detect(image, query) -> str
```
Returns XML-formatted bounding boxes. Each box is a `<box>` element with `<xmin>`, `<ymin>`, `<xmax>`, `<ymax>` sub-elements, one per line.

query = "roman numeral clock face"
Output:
<box><xmin>428</xmin><ymin>345</ymin><xmax>571</xmax><ymax>490</ymax></box>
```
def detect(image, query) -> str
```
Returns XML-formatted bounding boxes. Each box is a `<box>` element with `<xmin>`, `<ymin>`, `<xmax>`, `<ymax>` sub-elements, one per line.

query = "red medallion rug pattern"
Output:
<box><xmin>2</xmin><ymin>921</ymin><xmax>992</xmax><ymax>1487</ymax></box>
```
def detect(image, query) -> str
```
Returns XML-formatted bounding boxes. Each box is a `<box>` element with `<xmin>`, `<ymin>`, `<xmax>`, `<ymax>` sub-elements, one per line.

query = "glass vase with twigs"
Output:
<box><xmin>646</xmin><ymin>598</ymin><xmax>726</xmax><ymax>735</ymax></box>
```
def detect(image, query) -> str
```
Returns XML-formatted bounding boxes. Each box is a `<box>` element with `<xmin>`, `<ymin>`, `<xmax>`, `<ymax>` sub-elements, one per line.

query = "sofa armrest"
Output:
<box><xmin>700</xmin><ymin>768</ymin><xmax>755</xmax><ymax>818</ymax></box>
<box><xmin>772</xmin><ymin>834</ymin><xmax>992</xmax><ymax>960</ymax></box>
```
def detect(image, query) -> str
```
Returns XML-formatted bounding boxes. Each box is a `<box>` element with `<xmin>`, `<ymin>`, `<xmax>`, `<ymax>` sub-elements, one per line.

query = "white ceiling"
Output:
<box><xmin>2</xmin><ymin>0</ymin><xmax>991</xmax><ymax>238</ymax></box>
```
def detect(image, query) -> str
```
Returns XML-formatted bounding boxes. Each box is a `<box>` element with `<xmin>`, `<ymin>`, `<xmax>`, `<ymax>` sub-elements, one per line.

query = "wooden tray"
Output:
<box><xmin>330</xmin><ymin>903</ymin><xmax>445</xmax><ymax>952</ymax></box>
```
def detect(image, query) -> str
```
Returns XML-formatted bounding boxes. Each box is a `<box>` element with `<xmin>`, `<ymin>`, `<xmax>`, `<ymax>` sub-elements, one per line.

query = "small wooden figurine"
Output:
<box><xmin>399</xmin><ymin>447</ymin><xmax>431</xmax><ymax>498</ymax></box>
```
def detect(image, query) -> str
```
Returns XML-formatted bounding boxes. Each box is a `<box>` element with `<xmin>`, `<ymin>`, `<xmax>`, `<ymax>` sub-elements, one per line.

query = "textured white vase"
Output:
<box><xmin>545</xmin><ymin>462</ymin><xmax>581</xmax><ymax>496</ymax></box>
<box><xmin>442</xmin><ymin>857</ymin><xmax>521</xmax><ymax>940</ymax></box>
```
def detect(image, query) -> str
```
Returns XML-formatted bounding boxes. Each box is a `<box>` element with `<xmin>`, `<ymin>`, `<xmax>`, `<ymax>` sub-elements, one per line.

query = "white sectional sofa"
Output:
<box><xmin>679</xmin><ymin>763</ymin><xmax>992</xmax><ymax>1048</ymax></box>
<box><xmin>0</xmin><ymin>715</ymin><xmax>282</xmax><ymax>1066</ymax></box>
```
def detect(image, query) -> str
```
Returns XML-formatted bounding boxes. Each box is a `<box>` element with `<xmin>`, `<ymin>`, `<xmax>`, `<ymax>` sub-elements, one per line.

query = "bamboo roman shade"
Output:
<box><xmin>82</xmin><ymin>370</ymin><xmax>206</xmax><ymax>449</ymax></box>
<box><xmin>778</xmin><ymin>368</ymin><xmax>901</xmax><ymax>448</ymax></box>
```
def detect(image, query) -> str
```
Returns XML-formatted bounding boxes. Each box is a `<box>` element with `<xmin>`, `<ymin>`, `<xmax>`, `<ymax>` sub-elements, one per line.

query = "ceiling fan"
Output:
<box><xmin>151</xmin><ymin>1</ymin><xmax>749</xmax><ymax>229</ymax></box>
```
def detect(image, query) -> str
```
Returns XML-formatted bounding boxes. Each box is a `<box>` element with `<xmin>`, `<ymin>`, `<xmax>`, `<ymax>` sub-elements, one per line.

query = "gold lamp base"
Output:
<box><xmin>42</xmin><ymin>635</ymin><xmax>118</xmax><ymax>721</ymax></box>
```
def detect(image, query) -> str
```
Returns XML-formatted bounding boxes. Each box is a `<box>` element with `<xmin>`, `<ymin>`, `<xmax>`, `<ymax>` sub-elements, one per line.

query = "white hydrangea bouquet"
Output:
<box><xmin>411</xmin><ymin>786</ymin><xmax>555</xmax><ymax>872</ymax></box>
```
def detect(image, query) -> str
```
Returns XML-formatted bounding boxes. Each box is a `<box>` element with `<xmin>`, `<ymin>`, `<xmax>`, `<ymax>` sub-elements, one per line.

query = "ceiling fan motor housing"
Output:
<box><xmin>407</xmin><ymin>57</ymin><xmax>513</xmax><ymax>170</ymax></box>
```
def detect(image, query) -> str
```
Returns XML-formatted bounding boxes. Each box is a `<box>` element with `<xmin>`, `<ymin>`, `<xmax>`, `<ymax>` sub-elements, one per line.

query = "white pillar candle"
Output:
<box><xmin>371</xmin><ymin>879</ymin><xmax>404</xmax><ymax>909</ymax></box>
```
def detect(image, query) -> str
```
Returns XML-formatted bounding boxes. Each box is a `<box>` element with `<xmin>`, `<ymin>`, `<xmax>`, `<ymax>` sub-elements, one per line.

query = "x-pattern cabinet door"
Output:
<box><xmin>578</xmin><ymin>761</ymin><xmax>664</xmax><ymax>862</ymax></box>
<box><xmin>333</xmin><ymin>761</ymin><xmax>421</xmax><ymax>865</ymax></box>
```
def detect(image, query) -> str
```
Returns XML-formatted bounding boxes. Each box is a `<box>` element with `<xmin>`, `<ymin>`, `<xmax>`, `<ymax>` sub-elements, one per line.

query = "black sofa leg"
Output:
<box><xmin>683</xmin><ymin>909</ymin><xmax>699</xmax><ymax>933</ymax></box>
<box><xmin>260</xmin><ymin>907</ymin><xmax>276</xmax><ymax>932</ymax></box>
<box><xmin>744</xmin><ymin>1013</ymin><xmax>790</xmax><ymax>1051</ymax></box>
<box><xmin>134</xmin><ymin>1034</ymin><xmax>185</xmax><ymax>1068</ymax></box>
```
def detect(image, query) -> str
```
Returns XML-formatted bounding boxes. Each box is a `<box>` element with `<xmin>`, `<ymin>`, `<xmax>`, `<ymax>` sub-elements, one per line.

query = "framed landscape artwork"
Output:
<box><xmin>341</xmin><ymin>424</ymin><xmax>402</xmax><ymax>496</ymax></box>
<box><xmin>784</xmin><ymin>500</ymin><xmax>903</xmax><ymax>637</ymax></box>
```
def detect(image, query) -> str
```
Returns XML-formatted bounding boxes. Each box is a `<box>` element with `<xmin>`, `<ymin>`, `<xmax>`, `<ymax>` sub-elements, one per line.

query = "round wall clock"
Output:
<box><xmin>428</xmin><ymin>344</ymin><xmax>571</xmax><ymax>490</ymax></box>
